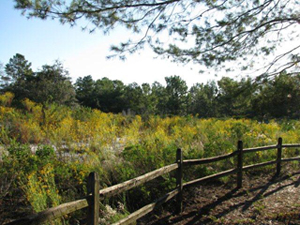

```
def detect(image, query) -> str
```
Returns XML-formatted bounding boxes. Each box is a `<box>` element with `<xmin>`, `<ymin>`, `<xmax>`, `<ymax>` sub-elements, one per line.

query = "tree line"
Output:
<box><xmin>1</xmin><ymin>53</ymin><xmax>300</xmax><ymax>119</ymax></box>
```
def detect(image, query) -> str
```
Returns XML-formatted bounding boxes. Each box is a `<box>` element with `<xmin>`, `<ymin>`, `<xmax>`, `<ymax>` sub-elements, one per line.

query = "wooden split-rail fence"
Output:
<box><xmin>6</xmin><ymin>137</ymin><xmax>300</xmax><ymax>225</ymax></box>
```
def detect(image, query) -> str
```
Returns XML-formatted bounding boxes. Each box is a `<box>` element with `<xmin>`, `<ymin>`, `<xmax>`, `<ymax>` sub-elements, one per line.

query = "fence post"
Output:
<box><xmin>176</xmin><ymin>148</ymin><xmax>183</xmax><ymax>214</ymax></box>
<box><xmin>237</xmin><ymin>140</ymin><xmax>243</xmax><ymax>189</ymax></box>
<box><xmin>87</xmin><ymin>172</ymin><xmax>100</xmax><ymax>225</ymax></box>
<box><xmin>276</xmin><ymin>137</ymin><xmax>282</xmax><ymax>176</ymax></box>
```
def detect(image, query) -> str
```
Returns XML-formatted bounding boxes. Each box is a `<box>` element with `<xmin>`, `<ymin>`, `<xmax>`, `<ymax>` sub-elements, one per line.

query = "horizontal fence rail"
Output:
<box><xmin>6</xmin><ymin>138</ymin><xmax>300</xmax><ymax>225</ymax></box>
<box><xmin>6</xmin><ymin>198</ymin><xmax>89</xmax><ymax>225</ymax></box>
<box><xmin>111</xmin><ymin>189</ymin><xmax>179</xmax><ymax>225</ymax></box>
<box><xmin>243</xmin><ymin>160</ymin><xmax>277</xmax><ymax>171</ymax></box>
<box><xmin>243</xmin><ymin>145</ymin><xmax>277</xmax><ymax>153</ymax></box>
<box><xmin>183</xmin><ymin>168</ymin><xmax>238</xmax><ymax>189</ymax></box>
<box><xmin>282</xmin><ymin>144</ymin><xmax>300</xmax><ymax>148</ymax></box>
<box><xmin>183</xmin><ymin>151</ymin><xmax>238</xmax><ymax>166</ymax></box>
<box><xmin>282</xmin><ymin>156</ymin><xmax>300</xmax><ymax>162</ymax></box>
<box><xmin>99</xmin><ymin>163</ymin><xmax>178</xmax><ymax>199</ymax></box>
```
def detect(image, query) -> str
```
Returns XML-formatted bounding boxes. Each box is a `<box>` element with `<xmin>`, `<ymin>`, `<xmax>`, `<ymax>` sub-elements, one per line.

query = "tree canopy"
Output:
<box><xmin>1</xmin><ymin>54</ymin><xmax>76</xmax><ymax>106</ymax></box>
<box><xmin>74</xmin><ymin>72</ymin><xmax>300</xmax><ymax>119</ymax></box>
<box><xmin>14</xmin><ymin>0</ymin><xmax>300</xmax><ymax>77</ymax></box>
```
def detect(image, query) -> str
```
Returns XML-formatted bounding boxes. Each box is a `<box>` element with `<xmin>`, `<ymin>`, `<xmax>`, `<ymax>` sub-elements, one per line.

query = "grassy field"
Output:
<box><xmin>1</xmin><ymin>95</ymin><xmax>299</xmax><ymax>224</ymax></box>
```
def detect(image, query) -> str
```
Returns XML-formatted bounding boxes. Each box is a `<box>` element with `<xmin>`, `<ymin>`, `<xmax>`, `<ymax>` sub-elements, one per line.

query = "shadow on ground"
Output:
<box><xmin>139</xmin><ymin>168</ymin><xmax>300</xmax><ymax>225</ymax></box>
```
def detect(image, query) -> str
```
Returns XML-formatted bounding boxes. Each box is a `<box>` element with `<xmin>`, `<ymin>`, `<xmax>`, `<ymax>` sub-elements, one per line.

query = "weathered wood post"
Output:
<box><xmin>237</xmin><ymin>140</ymin><xmax>243</xmax><ymax>189</ymax></box>
<box><xmin>87</xmin><ymin>172</ymin><xmax>100</xmax><ymax>225</ymax></box>
<box><xmin>276</xmin><ymin>137</ymin><xmax>282</xmax><ymax>176</ymax></box>
<box><xmin>176</xmin><ymin>148</ymin><xmax>183</xmax><ymax>214</ymax></box>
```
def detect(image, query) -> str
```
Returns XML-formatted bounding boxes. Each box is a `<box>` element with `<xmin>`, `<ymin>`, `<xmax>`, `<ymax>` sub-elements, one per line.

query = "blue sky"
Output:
<box><xmin>0</xmin><ymin>0</ymin><xmax>216</xmax><ymax>87</ymax></box>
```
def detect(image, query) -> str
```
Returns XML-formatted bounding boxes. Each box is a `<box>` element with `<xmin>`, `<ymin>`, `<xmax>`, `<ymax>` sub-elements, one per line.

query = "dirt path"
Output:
<box><xmin>139</xmin><ymin>164</ymin><xmax>300</xmax><ymax>225</ymax></box>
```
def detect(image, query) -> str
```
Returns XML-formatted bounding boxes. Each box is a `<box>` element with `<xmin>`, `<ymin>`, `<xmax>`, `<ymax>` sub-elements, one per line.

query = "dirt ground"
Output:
<box><xmin>139</xmin><ymin>164</ymin><xmax>300</xmax><ymax>225</ymax></box>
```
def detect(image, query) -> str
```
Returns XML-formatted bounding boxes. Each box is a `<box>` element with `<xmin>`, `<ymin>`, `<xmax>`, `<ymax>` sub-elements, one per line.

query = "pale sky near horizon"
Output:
<box><xmin>0</xmin><ymin>0</ymin><xmax>221</xmax><ymax>87</ymax></box>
